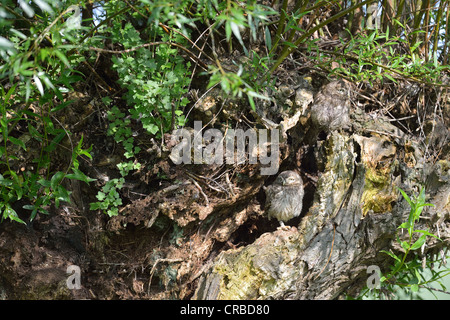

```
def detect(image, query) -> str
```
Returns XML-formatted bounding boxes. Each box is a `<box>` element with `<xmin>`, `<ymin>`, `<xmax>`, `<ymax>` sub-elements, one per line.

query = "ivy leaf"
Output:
<box><xmin>95</xmin><ymin>191</ymin><xmax>106</xmax><ymax>201</ymax></box>
<box><xmin>146</xmin><ymin>123</ymin><xmax>159</xmax><ymax>135</ymax></box>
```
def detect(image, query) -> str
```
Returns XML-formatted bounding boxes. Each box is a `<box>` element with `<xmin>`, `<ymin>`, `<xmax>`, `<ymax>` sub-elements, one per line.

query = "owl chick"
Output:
<box><xmin>308</xmin><ymin>80</ymin><xmax>351</xmax><ymax>143</ymax></box>
<box><xmin>264</xmin><ymin>170</ymin><xmax>304</xmax><ymax>228</ymax></box>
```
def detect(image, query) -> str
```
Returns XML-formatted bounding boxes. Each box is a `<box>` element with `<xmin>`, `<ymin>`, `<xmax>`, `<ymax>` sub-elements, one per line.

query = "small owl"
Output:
<box><xmin>264</xmin><ymin>170</ymin><xmax>304</xmax><ymax>228</ymax></box>
<box><xmin>309</xmin><ymin>80</ymin><xmax>350</xmax><ymax>136</ymax></box>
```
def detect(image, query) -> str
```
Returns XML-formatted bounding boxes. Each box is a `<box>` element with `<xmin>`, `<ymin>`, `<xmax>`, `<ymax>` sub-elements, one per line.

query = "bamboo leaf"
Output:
<box><xmin>8</xmin><ymin>136</ymin><xmax>27</xmax><ymax>151</ymax></box>
<box><xmin>381</xmin><ymin>250</ymin><xmax>401</xmax><ymax>262</ymax></box>
<box><xmin>410</xmin><ymin>234</ymin><xmax>426</xmax><ymax>250</ymax></box>
<box><xmin>398</xmin><ymin>187</ymin><xmax>412</xmax><ymax>206</ymax></box>
<box><xmin>33</xmin><ymin>74</ymin><xmax>44</xmax><ymax>96</ymax></box>
<box><xmin>54</xmin><ymin>49</ymin><xmax>71</xmax><ymax>68</ymax></box>
<box><xmin>264</xmin><ymin>26</ymin><xmax>272</xmax><ymax>51</ymax></box>
<box><xmin>414</xmin><ymin>229</ymin><xmax>441</xmax><ymax>241</ymax></box>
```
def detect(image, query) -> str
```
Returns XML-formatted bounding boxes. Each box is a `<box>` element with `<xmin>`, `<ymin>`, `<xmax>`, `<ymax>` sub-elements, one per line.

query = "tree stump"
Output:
<box><xmin>193</xmin><ymin>110</ymin><xmax>450</xmax><ymax>300</ymax></box>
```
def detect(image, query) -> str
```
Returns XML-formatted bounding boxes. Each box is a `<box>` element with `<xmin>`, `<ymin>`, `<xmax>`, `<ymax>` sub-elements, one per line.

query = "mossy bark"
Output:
<box><xmin>193</xmin><ymin>111</ymin><xmax>450</xmax><ymax>300</ymax></box>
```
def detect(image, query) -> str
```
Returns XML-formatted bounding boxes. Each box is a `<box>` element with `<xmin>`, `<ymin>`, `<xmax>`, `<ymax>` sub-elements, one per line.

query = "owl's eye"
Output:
<box><xmin>286</xmin><ymin>177</ymin><xmax>296</xmax><ymax>184</ymax></box>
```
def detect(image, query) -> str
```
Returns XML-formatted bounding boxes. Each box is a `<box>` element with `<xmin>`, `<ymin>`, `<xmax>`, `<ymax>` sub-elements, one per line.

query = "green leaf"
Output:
<box><xmin>398</xmin><ymin>221</ymin><xmax>410</xmax><ymax>229</ymax></box>
<box><xmin>107</xmin><ymin>207</ymin><xmax>119</xmax><ymax>217</ymax></box>
<box><xmin>410</xmin><ymin>234</ymin><xmax>427</xmax><ymax>250</ymax></box>
<box><xmin>3</xmin><ymin>83</ymin><xmax>18</xmax><ymax>103</ymax></box>
<box><xmin>381</xmin><ymin>250</ymin><xmax>401</xmax><ymax>262</ymax></box>
<box><xmin>414</xmin><ymin>268</ymin><xmax>422</xmax><ymax>283</ymax></box>
<box><xmin>50</xmin><ymin>99</ymin><xmax>74</xmax><ymax>113</ymax></box>
<box><xmin>230</xmin><ymin>21</ymin><xmax>248</xmax><ymax>55</ymax></box>
<box><xmin>246</xmin><ymin>90</ymin><xmax>271</xmax><ymax>100</ymax></box>
<box><xmin>416</xmin><ymin>187</ymin><xmax>426</xmax><ymax>205</ymax></box>
<box><xmin>0</xmin><ymin>175</ymin><xmax>13</xmax><ymax>187</ymax></box>
<box><xmin>96</xmin><ymin>191</ymin><xmax>106</xmax><ymax>201</ymax></box>
<box><xmin>89</xmin><ymin>202</ymin><xmax>101</xmax><ymax>210</ymax></box>
<box><xmin>264</xmin><ymin>26</ymin><xmax>272</xmax><ymax>50</ymax></box>
<box><xmin>414</xmin><ymin>229</ymin><xmax>441</xmax><ymax>241</ymax></box>
<box><xmin>281</xmin><ymin>41</ymin><xmax>298</xmax><ymax>48</ymax></box>
<box><xmin>45</xmin><ymin>131</ymin><xmax>66</xmax><ymax>152</ymax></box>
<box><xmin>54</xmin><ymin>185</ymin><xmax>71</xmax><ymax>207</ymax></box>
<box><xmin>75</xmin><ymin>135</ymin><xmax>93</xmax><ymax>160</ymax></box>
<box><xmin>28</xmin><ymin>124</ymin><xmax>43</xmax><ymax>141</ymax></box>
<box><xmin>37</xmin><ymin>178</ymin><xmax>51</xmax><ymax>187</ymax></box>
<box><xmin>65</xmin><ymin>168</ymin><xmax>96</xmax><ymax>184</ymax></box>
<box><xmin>2</xmin><ymin>204</ymin><xmax>26</xmax><ymax>224</ymax></box>
<box><xmin>384</xmin><ymin>73</ymin><xmax>397</xmax><ymax>83</ymax></box>
<box><xmin>50</xmin><ymin>171</ymin><xmax>65</xmax><ymax>190</ymax></box>
<box><xmin>54</xmin><ymin>49</ymin><xmax>71</xmax><ymax>68</ymax></box>
<box><xmin>18</xmin><ymin>0</ymin><xmax>35</xmax><ymax>17</ymax></box>
<box><xmin>225</xmin><ymin>21</ymin><xmax>232</xmax><ymax>42</ymax></box>
<box><xmin>29</xmin><ymin>207</ymin><xmax>38</xmax><ymax>221</ymax></box>
<box><xmin>410</xmin><ymin>41</ymin><xmax>422</xmax><ymax>53</ymax></box>
<box><xmin>397</xmin><ymin>187</ymin><xmax>412</xmax><ymax>206</ymax></box>
<box><xmin>146</xmin><ymin>123</ymin><xmax>159</xmax><ymax>135</ymax></box>
<box><xmin>248</xmin><ymin>95</ymin><xmax>255</xmax><ymax>111</ymax></box>
<box><xmin>22</xmin><ymin>205</ymin><xmax>35</xmax><ymax>211</ymax></box>
<box><xmin>0</xmin><ymin>36</ymin><xmax>16</xmax><ymax>51</ymax></box>
<box><xmin>401</xmin><ymin>240</ymin><xmax>410</xmax><ymax>251</ymax></box>
<box><xmin>33</xmin><ymin>74</ymin><xmax>44</xmax><ymax>96</ymax></box>
<box><xmin>8</xmin><ymin>136</ymin><xmax>27</xmax><ymax>151</ymax></box>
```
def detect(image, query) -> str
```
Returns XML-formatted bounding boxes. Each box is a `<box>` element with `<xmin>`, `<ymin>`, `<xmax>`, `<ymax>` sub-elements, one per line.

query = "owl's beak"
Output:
<box><xmin>281</xmin><ymin>178</ymin><xmax>286</xmax><ymax>185</ymax></box>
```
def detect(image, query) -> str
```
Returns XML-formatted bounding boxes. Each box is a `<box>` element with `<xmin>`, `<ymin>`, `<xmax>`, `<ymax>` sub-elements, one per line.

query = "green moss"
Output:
<box><xmin>212</xmin><ymin>237</ymin><xmax>302</xmax><ymax>299</ymax></box>
<box><xmin>361</xmin><ymin>165</ymin><xmax>397</xmax><ymax>216</ymax></box>
<box><xmin>214</xmin><ymin>247</ymin><xmax>263</xmax><ymax>300</ymax></box>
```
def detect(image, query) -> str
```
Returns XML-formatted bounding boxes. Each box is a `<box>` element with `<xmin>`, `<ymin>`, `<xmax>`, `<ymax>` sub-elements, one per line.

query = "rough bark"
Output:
<box><xmin>193</xmin><ymin>109</ymin><xmax>450</xmax><ymax>300</ymax></box>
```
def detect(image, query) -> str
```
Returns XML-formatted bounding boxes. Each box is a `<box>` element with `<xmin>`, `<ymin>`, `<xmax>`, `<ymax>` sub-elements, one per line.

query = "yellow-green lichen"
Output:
<box><xmin>213</xmin><ymin>247</ymin><xmax>263</xmax><ymax>300</ymax></box>
<box><xmin>211</xmin><ymin>231</ymin><xmax>303</xmax><ymax>300</ymax></box>
<box><xmin>361</xmin><ymin>165</ymin><xmax>397</xmax><ymax>216</ymax></box>
<box><xmin>354</xmin><ymin>134</ymin><xmax>399</xmax><ymax>216</ymax></box>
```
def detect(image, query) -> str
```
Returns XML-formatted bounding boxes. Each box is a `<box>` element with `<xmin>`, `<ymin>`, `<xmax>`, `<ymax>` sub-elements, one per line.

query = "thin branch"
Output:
<box><xmin>312</xmin><ymin>48</ymin><xmax>450</xmax><ymax>88</ymax></box>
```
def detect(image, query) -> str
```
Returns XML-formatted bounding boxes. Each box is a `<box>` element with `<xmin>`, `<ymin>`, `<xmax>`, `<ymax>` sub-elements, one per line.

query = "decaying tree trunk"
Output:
<box><xmin>192</xmin><ymin>108</ymin><xmax>450</xmax><ymax>300</ymax></box>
